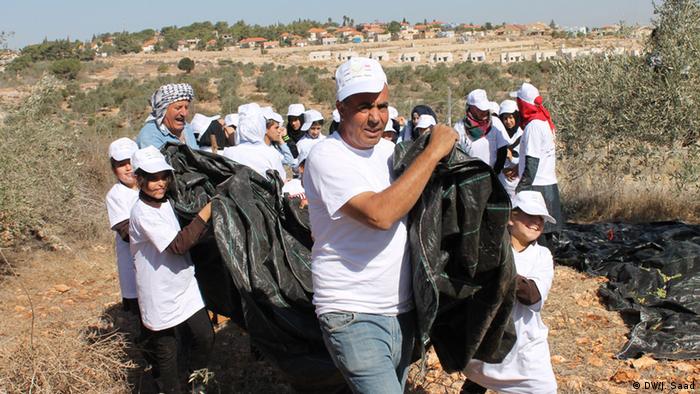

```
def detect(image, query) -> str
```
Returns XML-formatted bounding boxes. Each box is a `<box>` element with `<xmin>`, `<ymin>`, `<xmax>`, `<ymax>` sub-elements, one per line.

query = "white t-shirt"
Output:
<box><xmin>222</xmin><ymin>143</ymin><xmax>286</xmax><ymax>180</ymax></box>
<box><xmin>465</xmin><ymin>242</ymin><xmax>556</xmax><ymax>394</ymax></box>
<box><xmin>303</xmin><ymin>133</ymin><xmax>412</xmax><ymax>316</ymax></box>
<box><xmin>518</xmin><ymin>119</ymin><xmax>557</xmax><ymax>186</ymax></box>
<box><xmin>105</xmin><ymin>183</ymin><xmax>139</xmax><ymax>299</ymax></box>
<box><xmin>296</xmin><ymin>134</ymin><xmax>327</xmax><ymax>160</ymax></box>
<box><xmin>129</xmin><ymin>199</ymin><xmax>205</xmax><ymax>331</ymax></box>
<box><xmin>499</xmin><ymin>127</ymin><xmax>524</xmax><ymax>202</ymax></box>
<box><xmin>454</xmin><ymin>119</ymin><xmax>509</xmax><ymax>168</ymax></box>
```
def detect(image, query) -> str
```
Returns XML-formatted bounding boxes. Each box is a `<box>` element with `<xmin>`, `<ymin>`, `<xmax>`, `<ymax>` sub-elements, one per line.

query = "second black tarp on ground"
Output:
<box><xmin>555</xmin><ymin>221</ymin><xmax>700</xmax><ymax>360</ymax></box>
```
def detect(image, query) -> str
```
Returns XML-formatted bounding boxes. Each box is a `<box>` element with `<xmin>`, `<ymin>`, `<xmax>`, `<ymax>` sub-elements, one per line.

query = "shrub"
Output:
<box><xmin>157</xmin><ymin>63</ymin><xmax>169</xmax><ymax>73</ymax></box>
<box><xmin>177</xmin><ymin>57</ymin><xmax>195</xmax><ymax>73</ymax></box>
<box><xmin>50</xmin><ymin>58</ymin><xmax>81</xmax><ymax>80</ymax></box>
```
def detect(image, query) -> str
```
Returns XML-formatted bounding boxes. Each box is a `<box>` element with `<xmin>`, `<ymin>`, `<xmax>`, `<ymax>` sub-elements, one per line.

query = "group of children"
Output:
<box><xmin>106</xmin><ymin>81</ymin><xmax>559</xmax><ymax>393</ymax></box>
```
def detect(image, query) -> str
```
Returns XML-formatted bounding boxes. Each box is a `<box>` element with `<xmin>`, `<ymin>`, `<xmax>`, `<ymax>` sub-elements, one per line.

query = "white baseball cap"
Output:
<box><xmin>335</xmin><ymin>57</ymin><xmax>387</xmax><ymax>102</ymax></box>
<box><xmin>489</xmin><ymin>101</ymin><xmax>500</xmax><ymax>115</ymax></box>
<box><xmin>384</xmin><ymin>118</ymin><xmax>395</xmax><ymax>132</ymax></box>
<box><xmin>513</xmin><ymin>82</ymin><xmax>540</xmax><ymax>105</ymax></box>
<box><xmin>191</xmin><ymin>113</ymin><xmax>220</xmax><ymax>135</ymax></box>
<box><xmin>332</xmin><ymin>109</ymin><xmax>341</xmax><ymax>123</ymax></box>
<box><xmin>287</xmin><ymin>103</ymin><xmax>305</xmax><ymax>117</ymax></box>
<box><xmin>512</xmin><ymin>191</ymin><xmax>556</xmax><ymax>224</ymax></box>
<box><xmin>109</xmin><ymin>137</ymin><xmax>138</xmax><ymax>161</ymax></box>
<box><xmin>466</xmin><ymin>89</ymin><xmax>491</xmax><ymax>112</ymax></box>
<box><xmin>262</xmin><ymin>107</ymin><xmax>284</xmax><ymax>124</ymax></box>
<box><xmin>415</xmin><ymin>114</ymin><xmax>436</xmax><ymax>129</ymax></box>
<box><xmin>388</xmin><ymin>106</ymin><xmax>399</xmax><ymax>120</ymax></box>
<box><xmin>499</xmin><ymin>100</ymin><xmax>518</xmax><ymax>115</ymax></box>
<box><xmin>301</xmin><ymin>109</ymin><xmax>324</xmax><ymax>131</ymax></box>
<box><xmin>131</xmin><ymin>146</ymin><xmax>174</xmax><ymax>174</ymax></box>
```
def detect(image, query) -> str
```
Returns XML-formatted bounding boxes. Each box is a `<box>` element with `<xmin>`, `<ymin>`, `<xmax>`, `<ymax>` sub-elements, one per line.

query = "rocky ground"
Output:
<box><xmin>1</xmin><ymin>245</ymin><xmax>698</xmax><ymax>393</ymax></box>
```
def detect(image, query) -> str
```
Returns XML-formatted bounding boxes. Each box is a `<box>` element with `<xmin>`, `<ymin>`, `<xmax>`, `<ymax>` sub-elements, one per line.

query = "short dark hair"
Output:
<box><xmin>311</xmin><ymin>120</ymin><xmax>324</xmax><ymax>127</ymax></box>
<box><xmin>266</xmin><ymin>119</ymin><xmax>279</xmax><ymax>129</ymax></box>
<box><xmin>110</xmin><ymin>158</ymin><xmax>130</xmax><ymax>169</ymax></box>
<box><xmin>135</xmin><ymin>168</ymin><xmax>173</xmax><ymax>189</ymax></box>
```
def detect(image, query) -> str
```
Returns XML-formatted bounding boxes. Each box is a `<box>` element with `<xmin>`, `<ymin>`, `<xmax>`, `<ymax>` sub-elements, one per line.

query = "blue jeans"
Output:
<box><xmin>318</xmin><ymin>311</ymin><xmax>416</xmax><ymax>394</ymax></box>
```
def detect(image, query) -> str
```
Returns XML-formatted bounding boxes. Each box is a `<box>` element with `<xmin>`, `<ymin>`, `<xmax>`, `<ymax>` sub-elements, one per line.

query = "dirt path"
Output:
<box><xmin>0</xmin><ymin>246</ymin><xmax>698</xmax><ymax>393</ymax></box>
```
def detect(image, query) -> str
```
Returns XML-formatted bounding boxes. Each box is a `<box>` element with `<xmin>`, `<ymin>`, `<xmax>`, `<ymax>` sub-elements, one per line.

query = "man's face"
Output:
<box><xmin>162</xmin><ymin>100</ymin><xmax>190</xmax><ymax>133</ymax></box>
<box><xmin>112</xmin><ymin>159</ymin><xmax>136</xmax><ymax>188</ymax></box>
<box><xmin>502</xmin><ymin>114</ymin><xmax>516</xmax><ymax>129</ymax></box>
<box><xmin>266</xmin><ymin>121</ymin><xmax>280</xmax><ymax>142</ymax></box>
<box><xmin>337</xmin><ymin>85</ymin><xmax>389</xmax><ymax>150</ymax></box>
<box><xmin>468</xmin><ymin>105</ymin><xmax>490</xmax><ymax>122</ymax></box>
<box><xmin>308</xmin><ymin>124</ymin><xmax>322</xmax><ymax>139</ymax></box>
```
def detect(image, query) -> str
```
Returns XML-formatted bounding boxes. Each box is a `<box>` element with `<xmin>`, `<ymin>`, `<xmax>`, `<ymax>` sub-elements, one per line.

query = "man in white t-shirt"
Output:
<box><xmin>303</xmin><ymin>57</ymin><xmax>457</xmax><ymax>393</ymax></box>
<box><xmin>454</xmin><ymin>89</ymin><xmax>509</xmax><ymax>172</ymax></box>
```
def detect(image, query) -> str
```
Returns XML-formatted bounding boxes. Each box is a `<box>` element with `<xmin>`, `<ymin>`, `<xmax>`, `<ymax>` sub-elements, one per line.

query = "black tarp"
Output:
<box><xmin>161</xmin><ymin>140</ymin><xmax>516</xmax><ymax>389</ymax></box>
<box><xmin>554</xmin><ymin>221</ymin><xmax>700</xmax><ymax>360</ymax></box>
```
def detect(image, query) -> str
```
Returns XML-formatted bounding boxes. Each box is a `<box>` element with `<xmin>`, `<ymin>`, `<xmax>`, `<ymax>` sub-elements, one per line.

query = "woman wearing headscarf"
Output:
<box><xmin>222</xmin><ymin>103</ymin><xmax>286</xmax><ymax>180</ymax></box>
<box><xmin>398</xmin><ymin>104</ymin><xmax>437</xmax><ymax>143</ymax></box>
<box><xmin>284</xmin><ymin>103</ymin><xmax>306</xmax><ymax>158</ymax></box>
<box><xmin>515</xmin><ymin>83</ymin><xmax>562</xmax><ymax>247</ymax></box>
<box><xmin>498</xmin><ymin>100</ymin><xmax>524</xmax><ymax>201</ymax></box>
<box><xmin>137</xmin><ymin>83</ymin><xmax>198</xmax><ymax>150</ymax></box>
<box><xmin>453</xmin><ymin>89</ymin><xmax>508</xmax><ymax>173</ymax></box>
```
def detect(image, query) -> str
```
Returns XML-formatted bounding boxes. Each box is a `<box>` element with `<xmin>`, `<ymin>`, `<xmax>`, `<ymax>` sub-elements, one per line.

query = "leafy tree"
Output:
<box><xmin>387</xmin><ymin>21</ymin><xmax>401</xmax><ymax>34</ymax></box>
<box><xmin>177</xmin><ymin>57</ymin><xmax>195</xmax><ymax>73</ymax></box>
<box><xmin>549</xmin><ymin>19</ymin><xmax>557</xmax><ymax>29</ymax></box>
<box><xmin>50</xmin><ymin>58</ymin><xmax>81</xmax><ymax>80</ymax></box>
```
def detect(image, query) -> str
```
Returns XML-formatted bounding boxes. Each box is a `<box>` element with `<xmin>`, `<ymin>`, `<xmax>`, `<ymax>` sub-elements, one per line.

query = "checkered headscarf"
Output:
<box><xmin>146</xmin><ymin>83</ymin><xmax>195</xmax><ymax>126</ymax></box>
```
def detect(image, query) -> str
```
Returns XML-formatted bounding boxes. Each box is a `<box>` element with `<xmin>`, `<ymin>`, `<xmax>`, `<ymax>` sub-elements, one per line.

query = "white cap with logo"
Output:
<box><xmin>301</xmin><ymin>109</ymin><xmax>324</xmax><ymax>131</ymax></box>
<box><xmin>466</xmin><ymin>89</ymin><xmax>491</xmax><ymax>112</ymax></box>
<box><xmin>335</xmin><ymin>57</ymin><xmax>387</xmax><ymax>102</ymax></box>
<box><xmin>131</xmin><ymin>146</ymin><xmax>174</xmax><ymax>174</ymax></box>
<box><xmin>499</xmin><ymin>100</ymin><xmax>518</xmax><ymax>115</ymax></box>
<box><xmin>512</xmin><ymin>191</ymin><xmax>556</xmax><ymax>224</ymax></box>
<box><xmin>287</xmin><ymin>103</ymin><xmax>305</xmax><ymax>117</ymax></box>
<box><xmin>513</xmin><ymin>82</ymin><xmax>540</xmax><ymax>105</ymax></box>
<box><xmin>415</xmin><ymin>114</ymin><xmax>436</xmax><ymax>129</ymax></box>
<box><xmin>109</xmin><ymin>137</ymin><xmax>138</xmax><ymax>161</ymax></box>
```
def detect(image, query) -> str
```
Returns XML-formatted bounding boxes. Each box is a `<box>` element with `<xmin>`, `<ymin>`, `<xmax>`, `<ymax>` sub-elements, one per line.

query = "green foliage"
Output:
<box><xmin>50</xmin><ymin>58</ymin><xmax>82</xmax><ymax>80</ymax></box>
<box><xmin>112</xmin><ymin>32</ymin><xmax>142</xmax><ymax>54</ymax></box>
<box><xmin>157</xmin><ymin>63</ymin><xmax>169</xmax><ymax>73</ymax></box>
<box><xmin>311</xmin><ymin>78</ymin><xmax>335</xmax><ymax>104</ymax></box>
<box><xmin>178</xmin><ymin>57</ymin><xmax>195</xmax><ymax>73</ymax></box>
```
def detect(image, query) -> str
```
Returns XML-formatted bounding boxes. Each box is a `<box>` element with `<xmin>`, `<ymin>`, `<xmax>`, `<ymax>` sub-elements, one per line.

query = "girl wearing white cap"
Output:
<box><xmin>295</xmin><ymin>109</ymin><xmax>327</xmax><ymax>164</ymax></box>
<box><xmin>454</xmin><ymin>89</ymin><xmax>509</xmax><ymax>173</ymax></box>
<box><xmin>105</xmin><ymin>138</ymin><xmax>140</xmax><ymax>317</ymax></box>
<box><xmin>514</xmin><ymin>83</ymin><xmax>562</xmax><ymax>246</ymax></box>
<box><xmin>129</xmin><ymin>146</ymin><xmax>215</xmax><ymax>393</ymax></box>
<box><xmin>464</xmin><ymin>190</ymin><xmax>557</xmax><ymax>394</ymax></box>
<box><xmin>285</xmin><ymin>103</ymin><xmax>306</xmax><ymax>158</ymax></box>
<box><xmin>498</xmin><ymin>100</ymin><xmax>524</xmax><ymax>201</ymax></box>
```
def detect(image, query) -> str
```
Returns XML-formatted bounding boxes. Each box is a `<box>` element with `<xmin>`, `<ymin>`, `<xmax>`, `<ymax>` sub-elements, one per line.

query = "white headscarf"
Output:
<box><xmin>236</xmin><ymin>103</ymin><xmax>267</xmax><ymax>144</ymax></box>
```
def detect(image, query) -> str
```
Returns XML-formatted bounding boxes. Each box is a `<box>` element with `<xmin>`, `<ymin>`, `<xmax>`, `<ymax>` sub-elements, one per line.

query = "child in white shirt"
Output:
<box><xmin>129</xmin><ymin>146</ymin><xmax>215</xmax><ymax>393</ymax></box>
<box><xmin>464</xmin><ymin>191</ymin><xmax>557</xmax><ymax>394</ymax></box>
<box><xmin>104</xmin><ymin>138</ymin><xmax>140</xmax><ymax>315</ymax></box>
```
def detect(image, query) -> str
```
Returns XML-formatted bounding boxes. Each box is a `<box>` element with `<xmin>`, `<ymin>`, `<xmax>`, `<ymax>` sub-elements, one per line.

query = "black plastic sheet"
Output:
<box><xmin>554</xmin><ymin>221</ymin><xmax>700</xmax><ymax>359</ymax></box>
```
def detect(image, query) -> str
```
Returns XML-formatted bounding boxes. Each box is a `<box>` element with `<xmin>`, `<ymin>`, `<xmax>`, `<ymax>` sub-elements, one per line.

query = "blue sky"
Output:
<box><xmin>1</xmin><ymin>0</ymin><xmax>656</xmax><ymax>49</ymax></box>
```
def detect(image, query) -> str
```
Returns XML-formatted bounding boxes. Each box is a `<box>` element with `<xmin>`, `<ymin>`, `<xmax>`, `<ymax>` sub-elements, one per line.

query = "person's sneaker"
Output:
<box><xmin>187</xmin><ymin>368</ymin><xmax>214</xmax><ymax>394</ymax></box>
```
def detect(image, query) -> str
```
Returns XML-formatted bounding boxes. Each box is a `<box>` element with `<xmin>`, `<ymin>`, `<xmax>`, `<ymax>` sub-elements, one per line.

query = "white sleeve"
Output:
<box><xmin>526</xmin><ymin>246</ymin><xmax>555</xmax><ymax>312</ymax></box>
<box><xmin>495</xmin><ymin>126</ymin><xmax>509</xmax><ymax>149</ymax></box>
<box><xmin>304</xmin><ymin>146</ymin><xmax>378</xmax><ymax>220</ymax></box>
<box><xmin>133</xmin><ymin>207</ymin><xmax>179</xmax><ymax>253</ymax></box>
<box><xmin>105</xmin><ymin>188</ymin><xmax>131</xmax><ymax>227</ymax></box>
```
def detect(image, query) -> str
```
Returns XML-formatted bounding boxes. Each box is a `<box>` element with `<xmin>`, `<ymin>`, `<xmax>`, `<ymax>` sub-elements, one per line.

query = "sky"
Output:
<box><xmin>1</xmin><ymin>0</ymin><xmax>656</xmax><ymax>49</ymax></box>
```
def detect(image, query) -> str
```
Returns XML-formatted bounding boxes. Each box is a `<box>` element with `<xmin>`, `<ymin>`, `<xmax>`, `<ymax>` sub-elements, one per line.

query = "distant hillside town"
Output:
<box><xmin>0</xmin><ymin>19</ymin><xmax>652</xmax><ymax>72</ymax></box>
